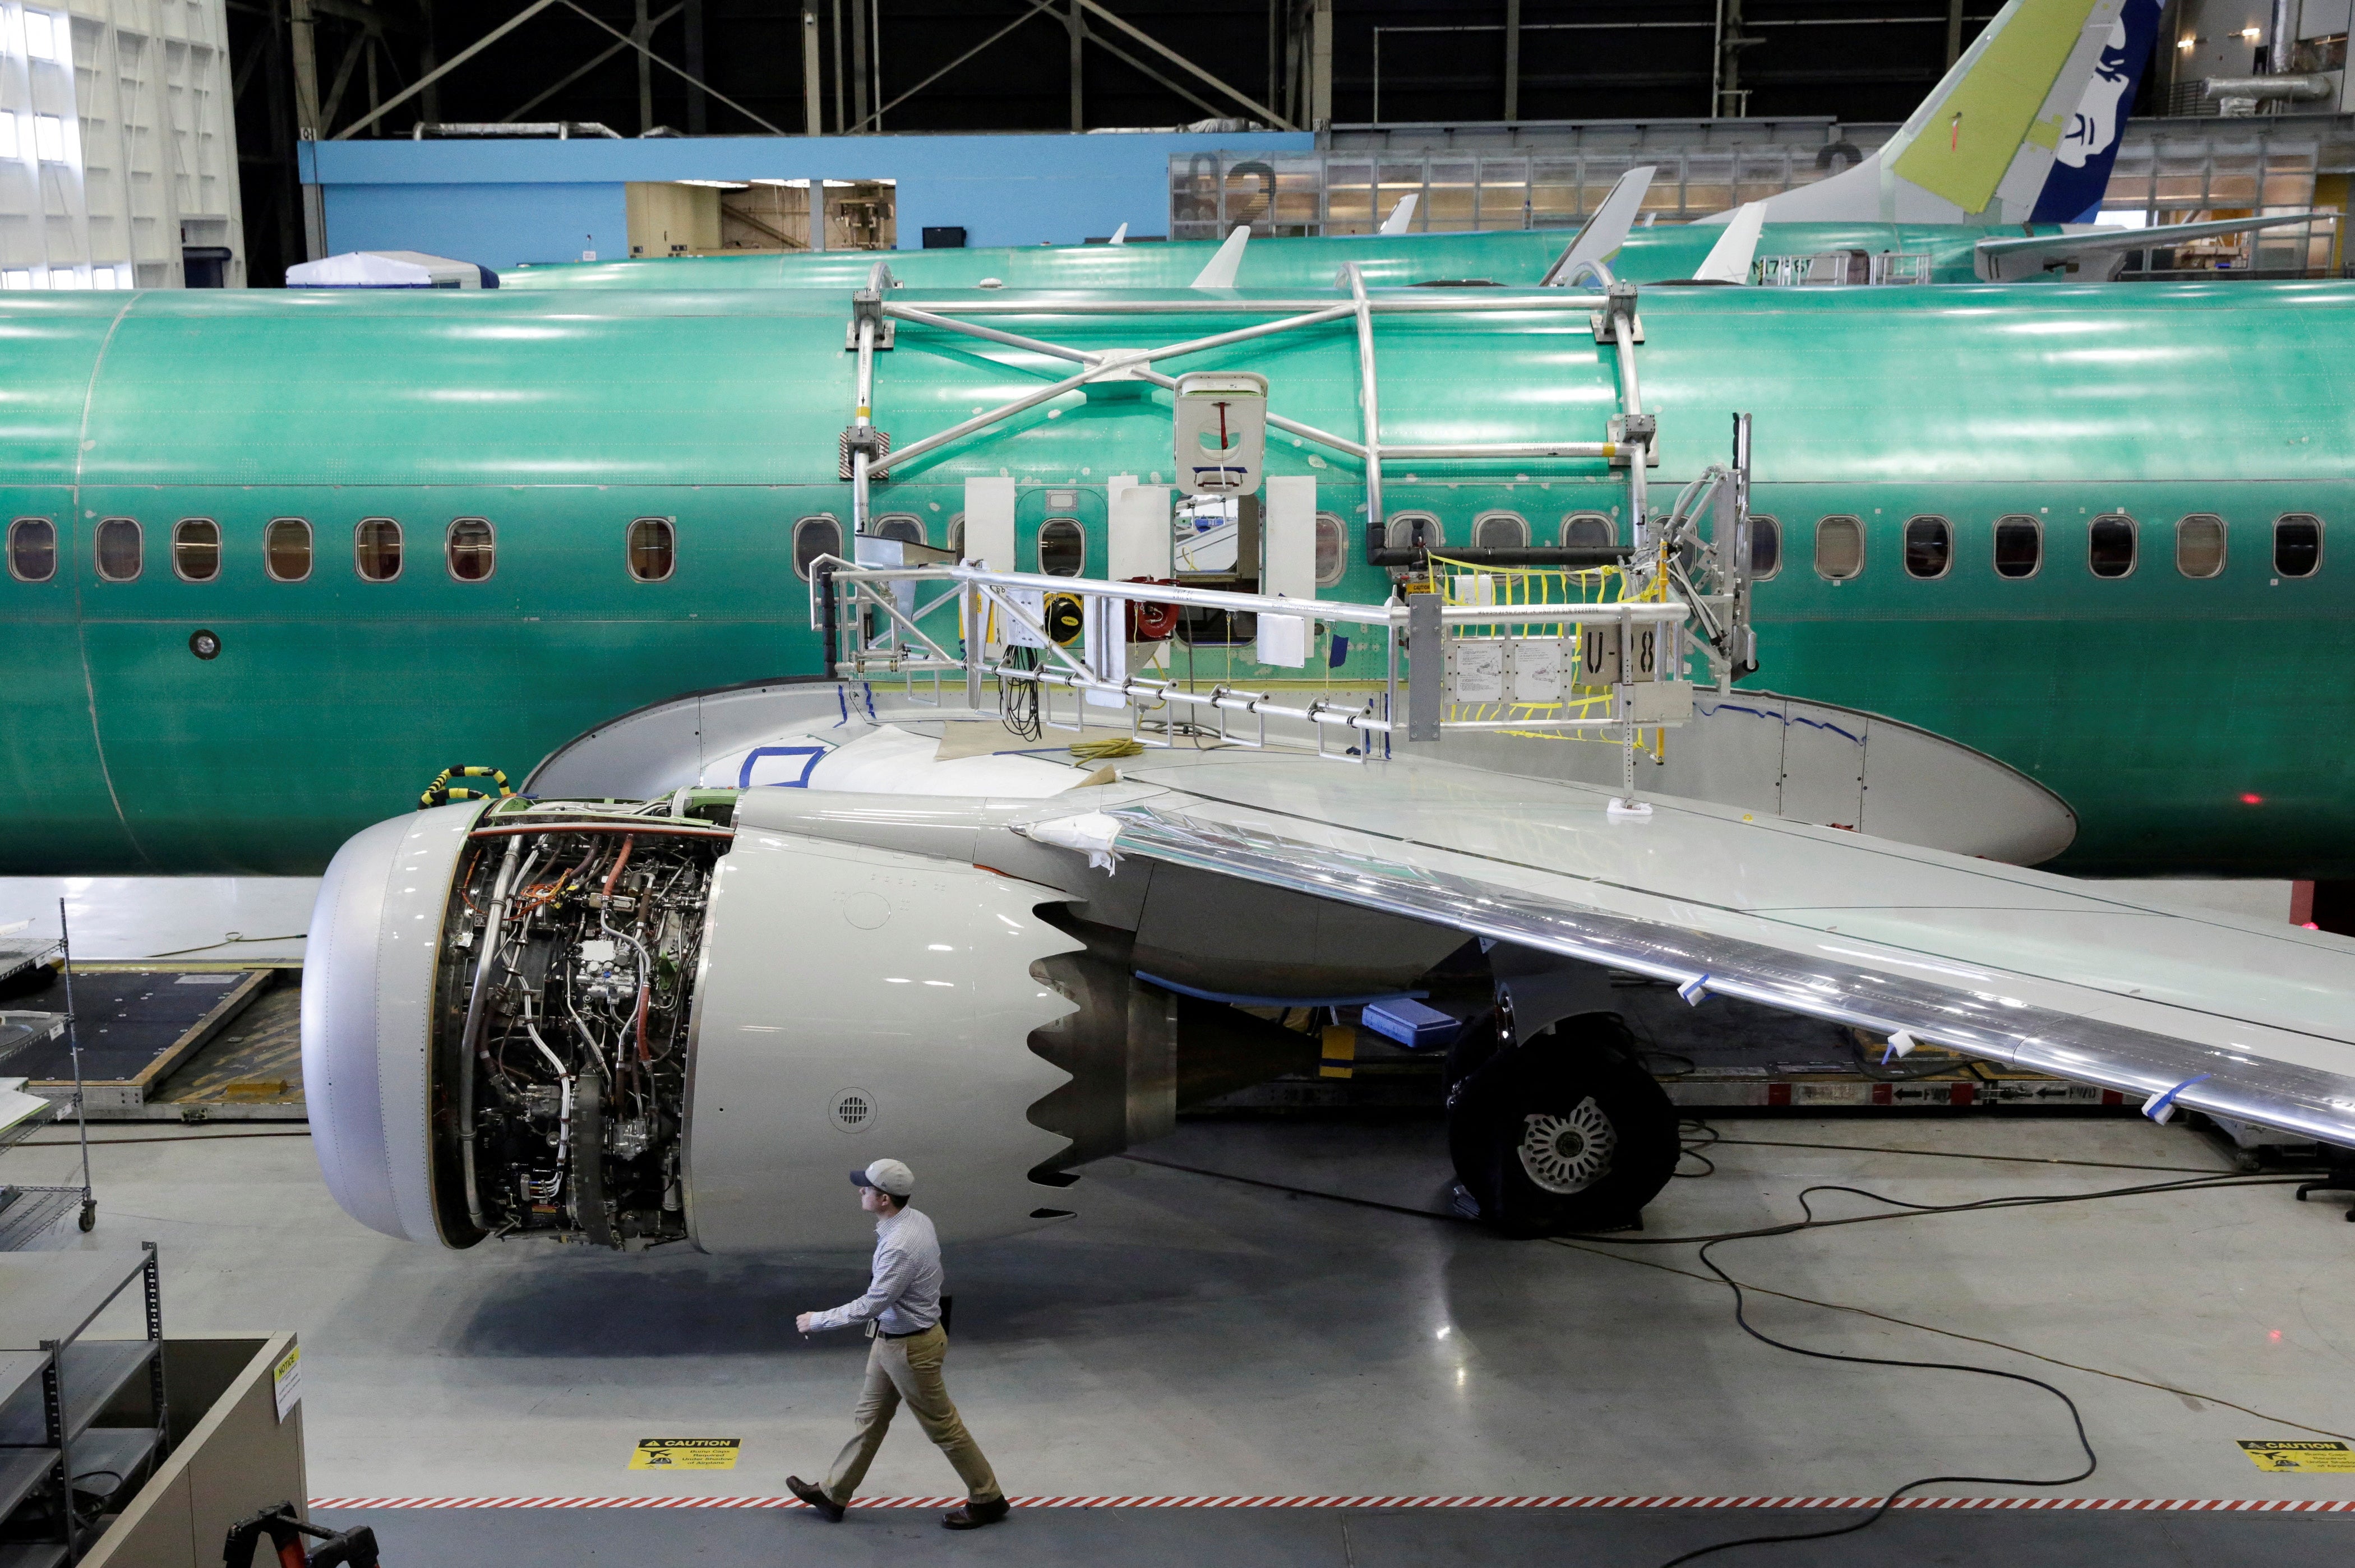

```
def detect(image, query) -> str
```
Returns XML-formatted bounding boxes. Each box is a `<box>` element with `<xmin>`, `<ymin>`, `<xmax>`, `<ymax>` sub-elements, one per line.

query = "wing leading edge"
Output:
<box><xmin>1094</xmin><ymin>770</ymin><xmax>2355</xmax><ymax>1151</ymax></box>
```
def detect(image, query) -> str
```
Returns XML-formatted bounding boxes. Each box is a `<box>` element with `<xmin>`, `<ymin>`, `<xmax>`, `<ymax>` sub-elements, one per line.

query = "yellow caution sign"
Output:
<box><xmin>631</xmin><ymin>1438</ymin><xmax>742</xmax><ymax>1471</ymax></box>
<box><xmin>2238</xmin><ymin>1440</ymin><xmax>2355</xmax><ymax>1472</ymax></box>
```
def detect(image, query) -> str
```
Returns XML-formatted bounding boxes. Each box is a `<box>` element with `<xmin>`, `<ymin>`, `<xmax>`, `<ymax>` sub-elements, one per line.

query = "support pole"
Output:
<box><xmin>1310</xmin><ymin>0</ymin><xmax>1332</xmax><ymax>128</ymax></box>
<box><xmin>685</xmin><ymin>0</ymin><xmax>706</xmax><ymax>132</ymax></box>
<box><xmin>1068</xmin><ymin>0</ymin><xmax>1084</xmax><ymax>131</ymax></box>
<box><xmin>851</xmin><ymin>0</ymin><xmax>869</xmax><ymax>131</ymax></box>
<box><xmin>290</xmin><ymin>0</ymin><xmax>325</xmax><ymax>258</ymax></box>
<box><xmin>803</xmin><ymin>7</ymin><xmax>823</xmax><ymax>135</ymax></box>
<box><xmin>635</xmin><ymin>0</ymin><xmax>654</xmax><ymax>134</ymax></box>
<box><xmin>419</xmin><ymin>0</ymin><xmax>441</xmax><ymax>123</ymax></box>
<box><xmin>1503</xmin><ymin>0</ymin><xmax>1521</xmax><ymax>122</ymax></box>
<box><xmin>1946</xmin><ymin>0</ymin><xmax>1965</xmax><ymax>68</ymax></box>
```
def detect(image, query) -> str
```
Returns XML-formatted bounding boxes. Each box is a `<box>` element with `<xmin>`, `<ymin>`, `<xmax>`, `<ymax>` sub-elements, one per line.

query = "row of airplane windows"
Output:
<box><xmin>7</xmin><ymin>508</ymin><xmax>2327</xmax><ymax>588</ymax></box>
<box><xmin>1783</xmin><ymin>511</ymin><xmax>2325</xmax><ymax>582</ymax></box>
<box><xmin>3</xmin><ymin>516</ymin><xmax>680</xmax><ymax>585</ymax></box>
<box><xmin>1380</xmin><ymin>509</ymin><xmax>2326</xmax><ymax>582</ymax></box>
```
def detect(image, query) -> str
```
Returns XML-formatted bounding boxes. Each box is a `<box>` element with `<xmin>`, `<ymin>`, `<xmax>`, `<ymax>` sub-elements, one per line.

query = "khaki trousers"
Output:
<box><xmin>823</xmin><ymin>1325</ymin><xmax>1002</xmax><ymax>1505</ymax></box>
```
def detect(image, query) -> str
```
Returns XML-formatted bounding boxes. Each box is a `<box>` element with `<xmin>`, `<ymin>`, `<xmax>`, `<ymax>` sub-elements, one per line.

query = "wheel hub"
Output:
<box><xmin>1517</xmin><ymin>1097</ymin><xmax>1618</xmax><ymax>1195</ymax></box>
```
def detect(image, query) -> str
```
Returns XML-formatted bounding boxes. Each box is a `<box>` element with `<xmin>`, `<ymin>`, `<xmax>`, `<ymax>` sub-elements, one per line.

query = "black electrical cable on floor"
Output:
<box><xmin>1674</xmin><ymin>1118</ymin><xmax>1719</xmax><ymax>1179</ymax></box>
<box><xmin>1650</xmin><ymin>1189</ymin><xmax>2100</xmax><ymax>1568</ymax></box>
<box><xmin>1125</xmin><ymin>1141</ymin><xmax>2325</xmax><ymax>1564</ymax></box>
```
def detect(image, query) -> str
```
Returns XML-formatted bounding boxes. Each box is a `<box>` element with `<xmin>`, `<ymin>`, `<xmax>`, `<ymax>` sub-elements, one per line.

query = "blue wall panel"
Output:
<box><xmin>321</xmin><ymin>182</ymin><xmax>627</xmax><ymax>275</ymax></box>
<box><xmin>301</xmin><ymin>132</ymin><xmax>1310</xmax><ymax>267</ymax></box>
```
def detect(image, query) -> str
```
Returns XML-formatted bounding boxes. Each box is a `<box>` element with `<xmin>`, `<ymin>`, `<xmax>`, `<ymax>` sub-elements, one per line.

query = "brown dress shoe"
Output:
<box><xmin>941</xmin><ymin>1497</ymin><xmax>1010</xmax><ymax>1530</ymax></box>
<box><xmin>785</xmin><ymin>1476</ymin><xmax>844</xmax><ymax>1522</ymax></box>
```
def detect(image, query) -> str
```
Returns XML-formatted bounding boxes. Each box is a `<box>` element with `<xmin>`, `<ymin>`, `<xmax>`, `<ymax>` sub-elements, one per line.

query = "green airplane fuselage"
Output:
<box><xmin>1</xmin><ymin>279</ymin><xmax>2343</xmax><ymax>878</ymax></box>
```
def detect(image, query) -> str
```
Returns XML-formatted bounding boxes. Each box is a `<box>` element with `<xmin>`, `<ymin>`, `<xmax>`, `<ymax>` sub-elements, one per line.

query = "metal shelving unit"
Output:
<box><xmin>0</xmin><ymin>1246</ymin><xmax>168</xmax><ymax>1565</ymax></box>
<box><xmin>0</xmin><ymin>906</ymin><xmax>95</xmax><ymax>1253</ymax></box>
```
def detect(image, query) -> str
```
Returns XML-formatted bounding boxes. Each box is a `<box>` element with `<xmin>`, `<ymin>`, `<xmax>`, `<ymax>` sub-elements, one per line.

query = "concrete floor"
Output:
<box><xmin>5</xmin><ymin>1109</ymin><xmax>2354</xmax><ymax>1533</ymax></box>
<box><xmin>301</xmin><ymin>1501</ymin><xmax>2355</xmax><ymax>1566</ymax></box>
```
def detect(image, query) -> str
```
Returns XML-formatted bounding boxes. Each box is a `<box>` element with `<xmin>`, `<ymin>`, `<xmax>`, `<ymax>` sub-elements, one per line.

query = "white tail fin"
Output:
<box><xmin>1540</xmin><ymin>166</ymin><xmax>1656</xmax><ymax>286</ymax></box>
<box><xmin>1726</xmin><ymin>0</ymin><xmax>2136</xmax><ymax>225</ymax></box>
<box><xmin>1379</xmin><ymin>194</ymin><xmax>1418</xmax><ymax>235</ymax></box>
<box><xmin>1191</xmin><ymin>225</ymin><xmax>1250</xmax><ymax>288</ymax></box>
<box><xmin>1109</xmin><ymin>223</ymin><xmax>1128</xmax><ymax>246</ymax></box>
<box><xmin>1692</xmin><ymin>203</ymin><xmax>1768</xmax><ymax>283</ymax></box>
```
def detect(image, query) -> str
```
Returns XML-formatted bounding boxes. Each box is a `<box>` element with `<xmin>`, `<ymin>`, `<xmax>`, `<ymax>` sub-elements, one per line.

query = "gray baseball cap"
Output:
<box><xmin>849</xmin><ymin>1158</ymin><xmax>915</xmax><ymax>1197</ymax></box>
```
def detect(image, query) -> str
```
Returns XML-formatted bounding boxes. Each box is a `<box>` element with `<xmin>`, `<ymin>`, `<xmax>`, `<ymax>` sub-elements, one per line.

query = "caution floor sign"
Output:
<box><xmin>2238</xmin><ymin>1440</ymin><xmax>2355</xmax><ymax>1473</ymax></box>
<box><xmin>630</xmin><ymin>1438</ymin><xmax>742</xmax><ymax>1470</ymax></box>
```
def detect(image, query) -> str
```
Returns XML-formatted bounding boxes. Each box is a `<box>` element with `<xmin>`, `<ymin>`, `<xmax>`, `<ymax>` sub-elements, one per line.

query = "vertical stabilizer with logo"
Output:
<box><xmin>1721</xmin><ymin>0</ymin><xmax>2158</xmax><ymax>225</ymax></box>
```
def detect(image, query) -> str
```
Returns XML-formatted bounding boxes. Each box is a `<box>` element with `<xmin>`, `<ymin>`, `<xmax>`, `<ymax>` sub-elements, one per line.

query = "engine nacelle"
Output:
<box><xmin>302</xmin><ymin>797</ymin><xmax>1084</xmax><ymax>1252</ymax></box>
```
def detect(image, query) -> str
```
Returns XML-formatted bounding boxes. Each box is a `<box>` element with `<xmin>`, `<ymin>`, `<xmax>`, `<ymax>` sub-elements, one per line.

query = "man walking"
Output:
<box><xmin>786</xmin><ymin>1158</ymin><xmax>1009</xmax><ymax>1531</ymax></box>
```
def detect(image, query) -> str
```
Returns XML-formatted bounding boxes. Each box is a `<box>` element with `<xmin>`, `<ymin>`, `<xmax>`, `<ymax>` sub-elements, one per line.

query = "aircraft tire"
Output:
<box><xmin>1446</xmin><ymin>1016</ymin><xmax>1678</xmax><ymax>1237</ymax></box>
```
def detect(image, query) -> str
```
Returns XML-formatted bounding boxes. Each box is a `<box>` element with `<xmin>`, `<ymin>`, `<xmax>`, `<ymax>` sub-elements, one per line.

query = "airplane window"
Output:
<box><xmin>872</xmin><ymin>514</ymin><xmax>925</xmax><ymax>545</ymax></box>
<box><xmin>1386</xmin><ymin>512</ymin><xmax>1442</xmax><ymax>551</ymax></box>
<box><xmin>792</xmin><ymin>514</ymin><xmax>842</xmax><ymax>581</ymax></box>
<box><xmin>355</xmin><ymin>518</ymin><xmax>403</xmax><ymax>582</ymax></box>
<box><xmin>266</xmin><ymin>518</ymin><xmax>312</xmax><ymax>582</ymax></box>
<box><xmin>1314</xmin><ymin>511</ymin><xmax>1346</xmax><ymax>586</ymax></box>
<box><xmin>1903</xmin><ymin>515</ymin><xmax>1951</xmax><ymax>579</ymax></box>
<box><xmin>1473</xmin><ymin>510</ymin><xmax>1529</xmax><ymax>549</ymax></box>
<box><xmin>1813</xmin><ymin>515</ymin><xmax>1863</xmax><ymax>580</ymax></box>
<box><xmin>1994</xmin><ymin>515</ymin><xmax>2041</xmax><ymax>579</ymax></box>
<box><xmin>627</xmin><ymin>517</ymin><xmax>675</xmax><ymax>582</ymax></box>
<box><xmin>446</xmin><ymin>517</ymin><xmax>495</xmax><ymax>582</ymax></box>
<box><xmin>172</xmin><ymin>519</ymin><xmax>220</xmax><ymax>582</ymax></box>
<box><xmin>94</xmin><ymin>517</ymin><xmax>141</xmax><ymax>582</ymax></box>
<box><xmin>1561</xmin><ymin>512</ymin><xmax>1615</xmax><ymax>552</ymax></box>
<box><xmin>946</xmin><ymin>512</ymin><xmax>964</xmax><ymax>558</ymax></box>
<box><xmin>1747</xmin><ymin>515</ymin><xmax>1780</xmax><ymax>579</ymax></box>
<box><xmin>1038</xmin><ymin>516</ymin><xmax>1086</xmax><ymax>577</ymax></box>
<box><xmin>2088</xmin><ymin>514</ymin><xmax>2136</xmax><ymax>579</ymax></box>
<box><xmin>2175</xmin><ymin>514</ymin><xmax>2225</xmax><ymax>579</ymax></box>
<box><xmin>7</xmin><ymin>517</ymin><xmax>55</xmax><ymax>582</ymax></box>
<box><xmin>2275</xmin><ymin>514</ymin><xmax>2322</xmax><ymax>577</ymax></box>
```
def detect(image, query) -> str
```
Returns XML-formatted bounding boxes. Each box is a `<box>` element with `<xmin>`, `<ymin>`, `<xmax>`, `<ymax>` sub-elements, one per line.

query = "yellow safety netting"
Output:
<box><xmin>1425</xmin><ymin>552</ymin><xmax>1668</xmax><ymax>755</ymax></box>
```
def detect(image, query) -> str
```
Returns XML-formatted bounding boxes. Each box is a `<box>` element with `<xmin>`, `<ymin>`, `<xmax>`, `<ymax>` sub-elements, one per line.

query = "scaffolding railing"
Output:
<box><xmin>812</xmin><ymin>558</ymin><xmax>1695</xmax><ymax>808</ymax></box>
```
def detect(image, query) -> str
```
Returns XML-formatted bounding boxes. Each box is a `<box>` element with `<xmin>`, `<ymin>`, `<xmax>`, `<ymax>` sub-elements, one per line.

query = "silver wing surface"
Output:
<box><xmin>1080</xmin><ymin>750</ymin><xmax>2355</xmax><ymax>1149</ymax></box>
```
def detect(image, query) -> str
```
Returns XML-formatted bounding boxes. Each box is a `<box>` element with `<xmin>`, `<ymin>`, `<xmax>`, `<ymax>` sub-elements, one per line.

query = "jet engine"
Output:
<box><xmin>301</xmin><ymin>786</ymin><xmax>1460</xmax><ymax>1252</ymax></box>
<box><xmin>303</xmin><ymin>794</ymin><xmax>1092</xmax><ymax>1252</ymax></box>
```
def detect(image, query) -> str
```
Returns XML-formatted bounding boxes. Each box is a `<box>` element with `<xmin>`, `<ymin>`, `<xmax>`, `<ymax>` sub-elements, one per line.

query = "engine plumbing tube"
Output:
<box><xmin>455</xmin><ymin>837</ymin><xmax>526</xmax><ymax>1235</ymax></box>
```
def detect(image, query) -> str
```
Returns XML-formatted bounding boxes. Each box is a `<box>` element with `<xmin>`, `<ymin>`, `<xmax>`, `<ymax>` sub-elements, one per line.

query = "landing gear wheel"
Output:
<box><xmin>1446</xmin><ymin>1017</ymin><xmax>1677</xmax><ymax>1236</ymax></box>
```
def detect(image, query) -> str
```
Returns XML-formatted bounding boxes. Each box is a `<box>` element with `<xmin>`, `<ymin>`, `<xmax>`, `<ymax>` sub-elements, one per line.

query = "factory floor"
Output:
<box><xmin>6</xmin><ymin>1107</ymin><xmax>2353</xmax><ymax>1565</ymax></box>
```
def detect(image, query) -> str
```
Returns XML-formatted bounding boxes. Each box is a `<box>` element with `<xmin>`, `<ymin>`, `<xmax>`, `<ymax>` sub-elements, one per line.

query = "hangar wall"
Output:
<box><xmin>298</xmin><ymin>129</ymin><xmax>1312</xmax><ymax>274</ymax></box>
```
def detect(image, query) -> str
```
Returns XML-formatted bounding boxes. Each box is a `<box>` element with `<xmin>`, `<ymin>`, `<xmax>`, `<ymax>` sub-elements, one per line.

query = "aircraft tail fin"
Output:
<box><xmin>1739</xmin><ymin>0</ymin><xmax>2160</xmax><ymax>225</ymax></box>
<box><xmin>1379</xmin><ymin>194</ymin><xmax>1419</xmax><ymax>235</ymax></box>
<box><xmin>1192</xmin><ymin>225</ymin><xmax>1249</xmax><ymax>288</ymax></box>
<box><xmin>1109</xmin><ymin>222</ymin><xmax>1128</xmax><ymax>246</ymax></box>
<box><xmin>2030</xmin><ymin>0</ymin><xmax>2162</xmax><ymax>221</ymax></box>
<box><xmin>1540</xmin><ymin>166</ymin><xmax>1656</xmax><ymax>285</ymax></box>
<box><xmin>1692</xmin><ymin>203</ymin><xmax>1768</xmax><ymax>283</ymax></box>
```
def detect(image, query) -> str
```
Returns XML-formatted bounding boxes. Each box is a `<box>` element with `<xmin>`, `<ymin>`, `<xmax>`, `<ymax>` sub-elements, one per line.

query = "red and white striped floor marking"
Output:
<box><xmin>306</xmin><ymin>1495</ymin><xmax>2355</xmax><ymax>1513</ymax></box>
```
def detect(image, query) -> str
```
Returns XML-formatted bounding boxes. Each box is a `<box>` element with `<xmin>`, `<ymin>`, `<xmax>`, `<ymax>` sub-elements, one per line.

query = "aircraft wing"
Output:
<box><xmin>1974</xmin><ymin>212</ymin><xmax>2330</xmax><ymax>280</ymax></box>
<box><xmin>1069</xmin><ymin>752</ymin><xmax>2355</xmax><ymax>1149</ymax></box>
